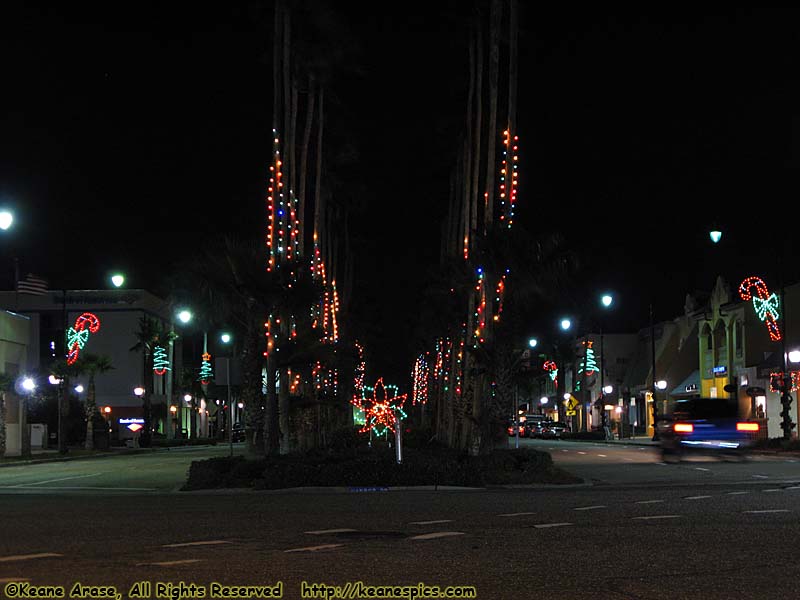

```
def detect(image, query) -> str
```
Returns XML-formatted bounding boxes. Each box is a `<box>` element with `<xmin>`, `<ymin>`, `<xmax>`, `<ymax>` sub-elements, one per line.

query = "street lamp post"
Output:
<box><xmin>20</xmin><ymin>376</ymin><xmax>36</xmax><ymax>459</ymax></box>
<box><xmin>650</xmin><ymin>303</ymin><xmax>659</xmax><ymax>441</ymax></box>
<box><xmin>220</xmin><ymin>332</ymin><xmax>234</xmax><ymax>457</ymax></box>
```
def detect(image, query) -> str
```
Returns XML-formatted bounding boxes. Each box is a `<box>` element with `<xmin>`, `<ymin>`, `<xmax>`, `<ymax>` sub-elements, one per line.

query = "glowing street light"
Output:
<box><xmin>110</xmin><ymin>273</ymin><xmax>125</xmax><ymax>288</ymax></box>
<box><xmin>177</xmin><ymin>309</ymin><xmax>192</xmax><ymax>324</ymax></box>
<box><xmin>0</xmin><ymin>210</ymin><xmax>13</xmax><ymax>231</ymax></box>
<box><xmin>709</xmin><ymin>229</ymin><xmax>722</xmax><ymax>244</ymax></box>
<box><xmin>528</xmin><ymin>338</ymin><xmax>538</xmax><ymax>348</ymax></box>
<box><xmin>560</xmin><ymin>318</ymin><xmax>572</xmax><ymax>331</ymax></box>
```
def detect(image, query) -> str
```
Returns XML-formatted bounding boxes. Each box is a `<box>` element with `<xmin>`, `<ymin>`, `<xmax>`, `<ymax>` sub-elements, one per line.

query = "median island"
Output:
<box><xmin>182</xmin><ymin>432</ymin><xmax>582</xmax><ymax>491</ymax></box>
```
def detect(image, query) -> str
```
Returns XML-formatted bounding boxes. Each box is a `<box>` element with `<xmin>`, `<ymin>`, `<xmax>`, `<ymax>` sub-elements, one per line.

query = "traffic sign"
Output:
<box><xmin>566</xmin><ymin>395</ymin><xmax>579</xmax><ymax>410</ymax></box>
<box><xmin>566</xmin><ymin>409</ymin><xmax>576</xmax><ymax>416</ymax></box>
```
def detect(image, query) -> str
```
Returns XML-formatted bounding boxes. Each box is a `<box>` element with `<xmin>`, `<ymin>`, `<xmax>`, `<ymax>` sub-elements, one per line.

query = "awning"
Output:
<box><xmin>670</xmin><ymin>369</ymin><xmax>700</xmax><ymax>397</ymax></box>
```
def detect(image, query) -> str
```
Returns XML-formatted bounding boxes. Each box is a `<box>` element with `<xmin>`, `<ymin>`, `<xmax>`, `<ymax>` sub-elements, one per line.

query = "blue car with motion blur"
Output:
<box><xmin>657</xmin><ymin>397</ymin><xmax>760</xmax><ymax>462</ymax></box>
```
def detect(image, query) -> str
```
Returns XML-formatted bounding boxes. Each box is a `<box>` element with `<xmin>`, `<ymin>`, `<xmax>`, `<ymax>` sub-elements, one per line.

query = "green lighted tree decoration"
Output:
<box><xmin>153</xmin><ymin>344</ymin><xmax>170</xmax><ymax>375</ymax></box>
<box><xmin>198</xmin><ymin>352</ymin><xmax>213</xmax><ymax>384</ymax></box>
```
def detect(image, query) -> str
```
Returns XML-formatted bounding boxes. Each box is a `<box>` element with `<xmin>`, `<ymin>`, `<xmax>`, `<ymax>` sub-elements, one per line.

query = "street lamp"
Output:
<box><xmin>598</xmin><ymin>292</ymin><xmax>615</xmax><ymax>435</ymax></box>
<box><xmin>110</xmin><ymin>273</ymin><xmax>125</xmax><ymax>288</ymax></box>
<box><xmin>220</xmin><ymin>332</ymin><xmax>234</xmax><ymax>456</ymax></box>
<box><xmin>19</xmin><ymin>376</ymin><xmax>36</xmax><ymax>458</ymax></box>
<box><xmin>177</xmin><ymin>309</ymin><xmax>192</xmax><ymax>324</ymax></box>
<box><xmin>0</xmin><ymin>209</ymin><xmax>13</xmax><ymax>231</ymax></box>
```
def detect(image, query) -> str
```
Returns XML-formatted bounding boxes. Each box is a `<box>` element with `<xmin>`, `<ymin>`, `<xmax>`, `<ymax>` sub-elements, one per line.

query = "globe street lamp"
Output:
<box><xmin>0</xmin><ymin>210</ymin><xmax>13</xmax><ymax>231</ymax></box>
<box><xmin>19</xmin><ymin>376</ymin><xmax>36</xmax><ymax>459</ymax></box>
<box><xmin>599</xmin><ymin>293</ymin><xmax>615</xmax><ymax>436</ymax></box>
<box><xmin>110</xmin><ymin>273</ymin><xmax>125</xmax><ymax>288</ymax></box>
<box><xmin>220</xmin><ymin>332</ymin><xmax>234</xmax><ymax>456</ymax></box>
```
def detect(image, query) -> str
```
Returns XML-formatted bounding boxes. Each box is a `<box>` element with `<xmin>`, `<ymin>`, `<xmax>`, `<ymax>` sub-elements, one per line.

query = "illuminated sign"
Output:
<box><xmin>119</xmin><ymin>418</ymin><xmax>144</xmax><ymax>424</ymax></box>
<box><xmin>713</xmin><ymin>366</ymin><xmax>727</xmax><ymax>376</ymax></box>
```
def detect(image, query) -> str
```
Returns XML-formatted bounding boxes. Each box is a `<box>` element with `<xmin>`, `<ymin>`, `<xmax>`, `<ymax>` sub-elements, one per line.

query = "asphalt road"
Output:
<box><xmin>1</xmin><ymin>442</ymin><xmax>799</xmax><ymax>600</ymax></box>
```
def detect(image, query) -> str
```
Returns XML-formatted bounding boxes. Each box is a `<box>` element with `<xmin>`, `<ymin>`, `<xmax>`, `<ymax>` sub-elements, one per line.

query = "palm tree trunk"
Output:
<box><xmin>298</xmin><ymin>76</ymin><xmax>316</xmax><ymax>258</ymax></box>
<box><xmin>85</xmin><ymin>377</ymin><xmax>96</xmax><ymax>450</ymax></box>
<box><xmin>470</xmin><ymin>17</ymin><xmax>483</xmax><ymax>250</ymax></box>
<box><xmin>484</xmin><ymin>0</ymin><xmax>501</xmax><ymax>233</ymax></box>
<box><xmin>0</xmin><ymin>392</ymin><xmax>6</xmax><ymax>458</ymax></box>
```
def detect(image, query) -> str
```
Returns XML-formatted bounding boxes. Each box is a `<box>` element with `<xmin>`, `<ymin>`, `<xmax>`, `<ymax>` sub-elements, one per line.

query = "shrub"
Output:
<box><xmin>184</xmin><ymin>446</ymin><xmax>582</xmax><ymax>490</ymax></box>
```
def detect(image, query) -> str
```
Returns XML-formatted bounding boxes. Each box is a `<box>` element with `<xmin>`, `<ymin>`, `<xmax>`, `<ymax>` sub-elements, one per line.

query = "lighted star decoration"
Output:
<box><xmin>350</xmin><ymin>377</ymin><xmax>407</xmax><ymax>437</ymax></box>
<box><xmin>739</xmin><ymin>276</ymin><xmax>782</xmax><ymax>341</ymax></box>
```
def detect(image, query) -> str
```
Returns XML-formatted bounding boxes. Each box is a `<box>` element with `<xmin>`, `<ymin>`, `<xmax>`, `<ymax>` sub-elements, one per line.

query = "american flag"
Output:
<box><xmin>17</xmin><ymin>273</ymin><xmax>48</xmax><ymax>295</ymax></box>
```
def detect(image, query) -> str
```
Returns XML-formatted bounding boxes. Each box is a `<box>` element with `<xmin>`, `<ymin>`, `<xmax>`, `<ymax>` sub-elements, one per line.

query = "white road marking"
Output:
<box><xmin>785</xmin><ymin>486</ymin><xmax>800</xmax><ymax>490</ymax></box>
<box><xmin>497</xmin><ymin>512</ymin><xmax>535</xmax><ymax>517</ymax></box>
<box><xmin>684</xmin><ymin>495</ymin><xmax>711</xmax><ymax>500</ymax></box>
<box><xmin>0</xmin><ymin>553</ymin><xmax>62</xmax><ymax>563</ymax></box>
<box><xmin>162</xmin><ymin>540</ymin><xmax>232</xmax><ymax>548</ymax></box>
<box><xmin>284</xmin><ymin>544</ymin><xmax>346</xmax><ymax>553</ymax></box>
<box><xmin>577</xmin><ymin>452</ymin><xmax>587</xmax><ymax>455</ymax></box>
<box><xmin>763</xmin><ymin>489</ymin><xmax>783</xmax><ymax>493</ymax></box>
<box><xmin>304</xmin><ymin>529</ymin><xmax>357</xmax><ymax>535</ymax></box>
<box><xmin>633</xmin><ymin>515</ymin><xmax>682</xmax><ymax>520</ymax></box>
<box><xmin>753</xmin><ymin>475</ymin><xmax>769</xmax><ymax>479</ymax></box>
<box><xmin>743</xmin><ymin>509</ymin><xmax>790</xmax><ymax>514</ymax></box>
<box><xmin>727</xmin><ymin>491</ymin><xmax>749</xmax><ymax>495</ymax></box>
<box><xmin>694</xmin><ymin>467</ymin><xmax>710</xmax><ymax>472</ymax></box>
<box><xmin>597</xmin><ymin>454</ymin><xmax>607</xmax><ymax>457</ymax></box>
<box><xmin>533</xmin><ymin>522</ymin><xmax>573</xmax><ymax>529</ymax></box>
<box><xmin>624</xmin><ymin>458</ymin><xmax>636</xmax><ymax>461</ymax></box>
<box><xmin>12</xmin><ymin>473</ymin><xmax>102</xmax><ymax>487</ymax></box>
<box><xmin>573</xmin><ymin>505</ymin><xmax>606</xmax><ymax>511</ymax></box>
<box><xmin>408</xmin><ymin>520</ymin><xmax>453</xmax><ymax>525</ymax></box>
<box><xmin>635</xmin><ymin>500</ymin><xmax>665</xmax><ymax>504</ymax></box>
<box><xmin>137</xmin><ymin>559</ymin><xmax>203</xmax><ymax>566</ymax></box>
<box><xmin>561</xmin><ymin>449</ymin><xmax>569</xmax><ymax>452</ymax></box>
<box><xmin>655</xmin><ymin>462</ymin><xmax>667</xmax><ymax>466</ymax></box>
<box><xmin>0</xmin><ymin>486</ymin><xmax>157</xmax><ymax>491</ymax></box>
<box><xmin>409</xmin><ymin>532</ymin><xmax>465</xmax><ymax>540</ymax></box>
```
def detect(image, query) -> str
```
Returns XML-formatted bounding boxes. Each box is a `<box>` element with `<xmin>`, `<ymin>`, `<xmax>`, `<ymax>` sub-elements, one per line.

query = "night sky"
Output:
<box><xmin>0</xmin><ymin>3</ymin><xmax>795</xmax><ymax>385</ymax></box>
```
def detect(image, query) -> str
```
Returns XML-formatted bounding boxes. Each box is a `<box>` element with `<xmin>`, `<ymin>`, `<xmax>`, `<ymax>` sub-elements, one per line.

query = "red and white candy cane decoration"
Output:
<box><xmin>739</xmin><ymin>276</ymin><xmax>782</xmax><ymax>341</ymax></box>
<box><xmin>543</xmin><ymin>360</ymin><xmax>558</xmax><ymax>388</ymax></box>
<box><xmin>66</xmin><ymin>312</ymin><xmax>101</xmax><ymax>365</ymax></box>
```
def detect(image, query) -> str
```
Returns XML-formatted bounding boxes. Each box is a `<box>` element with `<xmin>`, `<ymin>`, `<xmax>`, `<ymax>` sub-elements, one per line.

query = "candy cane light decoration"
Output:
<box><xmin>739</xmin><ymin>276</ymin><xmax>782</xmax><ymax>341</ymax></box>
<box><xmin>66</xmin><ymin>312</ymin><xmax>101</xmax><ymax>365</ymax></box>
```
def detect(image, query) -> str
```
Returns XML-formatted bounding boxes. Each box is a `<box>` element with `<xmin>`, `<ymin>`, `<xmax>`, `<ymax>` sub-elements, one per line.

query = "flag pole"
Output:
<box><xmin>13</xmin><ymin>257</ymin><xmax>19</xmax><ymax>312</ymax></box>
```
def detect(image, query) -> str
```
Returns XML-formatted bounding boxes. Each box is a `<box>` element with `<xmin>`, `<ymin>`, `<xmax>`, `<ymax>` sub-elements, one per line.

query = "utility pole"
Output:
<box><xmin>650</xmin><ymin>302</ymin><xmax>659</xmax><ymax>441</ymax></box>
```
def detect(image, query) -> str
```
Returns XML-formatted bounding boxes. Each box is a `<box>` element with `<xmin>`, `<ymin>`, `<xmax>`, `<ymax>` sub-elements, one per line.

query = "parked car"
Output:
<box><xmin>526</xmin><ymin>420</ymin><xmax>548</xmax><ymax>438</ymax></box>
<box><xmin>507</xmin><ymin>421</ymin><xmax>527</xmax><ymax>437</ymax></box>
<box><xmin>231</xmin><ymin>423</ymin><xmax>246</xmax><ymax>442</ymax></box>
<box><xmin>539</xmin><ymin>421</ymin><xmax>569</xmax><ymax>439</ymax></box>
<box><xmin>658</xmin><ymin>397</ymin><xmax>758</xmax><ymax>462</ymax></box>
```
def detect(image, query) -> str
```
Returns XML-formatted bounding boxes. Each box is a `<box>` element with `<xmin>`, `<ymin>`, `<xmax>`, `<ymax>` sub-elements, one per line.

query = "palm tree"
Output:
<box><xmin>130</xmin><ymin>316</ymin><xmax>176</xmax><ymax>447</ymax></box>
<box><xmin>0</xmin><ymin>372</ymin><xmax>13</xmax><ymax>458</ymax></box>
<box><xmin>72</xmin><ymin>353</ymin><xmax>114</xmax><ymax>450</ymax></box>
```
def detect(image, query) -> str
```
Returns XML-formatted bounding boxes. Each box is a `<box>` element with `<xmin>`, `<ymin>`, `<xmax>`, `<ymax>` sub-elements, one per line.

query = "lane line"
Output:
<box><xmin>727</xmin><ymin>491</ymin><xmax>749</xmax><ymax>495</ymax></box>
<box><xmin>137</xmin><ymin>559</ymin><xmax>203</xmax><ymax>566</ymax></box>
<box><xmin>785</xmin><ymin>486</ymin><xmax>800</xmax><ymax>490</ymax></box>
<box><xmin>694</xmin><ymin>467</ymin><xmax>710</xmax><ymax>472</ymax></box>
<box><xmin>753</xmin><ymin>475</ymin><xmax>769</xmax><ymax>479</ymax></box>
<box><xmin>497</xmin><ymin>512</ymin><xmax>535</xmax><ymax>517</ymax></box>
<box><xmin>684</xmin><ymin>495</ymin><xmax>712</xmax><ymax>500</ymax></box>
<box><xmin>0</xmin><ymin>553</ymin><xmax>63</xmax><ymax>563</ymax></box>
<box><xmin>633</xmin><ymin>515</ymin><xmax>681</xmax><ymax>520</ymax></box>
<box><xmin>577</xmin><ymin>452</ymin><xmax>587</xmax><ymax>455</ymax></box>
<box><xmin>533</xmin><ymin>523</ymin><xmax>573</xmax><ymax>529</ymax></box>
<box><xmin>284</xmin><ymin>544</ymin><xmax>345</xmax><ymax>553</ymax></box>
<box><xmin>304</xmin><ymin>529</ymin><xmax>357</xmax><ymax>535</ymax></box>
<box><xmin>744</xmin><ymin>509</ymin><xmax>790</xmax><ymax>514</ymax></box>
<box><xmin>409</xmin><ymin>532</ymin><xmax>465</xmax><ymax>540</ymax></box>
<box><xmin>597</xmin><ymin>454</ymin><xmax>607</xmax><ymax>458</ymax></box>
<box><xmin>12</xmin><ymin>473</ymin><xmax>102</xmax><ymax>487</ymax></box>
<box><xmin>763</xmin><ymin>489</ymin><xmax>783</xmax><ymax>493</ymax></box>
<box><xmin>635</xmin><ymin>500</ymin><xmax>664</xmax><ymax>504</ymax></box>
<box><xmin>162</xmin><ymin>540</ymin><xmax>232</xmax><ymax>548</ymax></box>
<box><xmin>408</xmin><ymin>520</ymin><xmax>453</xmax><ymax>525</ymax></box>
<box><xmin>0</xmin><ymin>486</ymin><xmax>157</xmax><ymax>491</ymax></box>
<box><xmin>573</xmin><ymin>505</ymin><xmax>606</xmax><ymax>511</ymax></box>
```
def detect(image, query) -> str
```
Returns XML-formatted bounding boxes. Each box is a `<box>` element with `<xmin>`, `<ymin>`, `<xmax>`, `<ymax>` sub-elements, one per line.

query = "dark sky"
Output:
<box><xmin>0</xmin><ymin>3</ymin><xmax>795</xmax><ymax>386</ymax></box>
